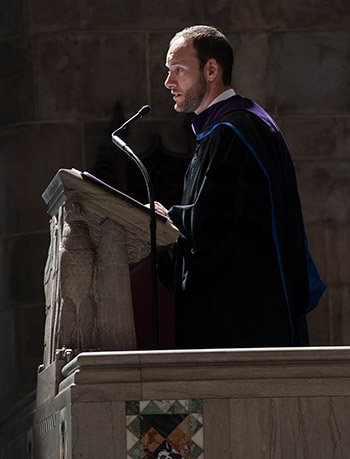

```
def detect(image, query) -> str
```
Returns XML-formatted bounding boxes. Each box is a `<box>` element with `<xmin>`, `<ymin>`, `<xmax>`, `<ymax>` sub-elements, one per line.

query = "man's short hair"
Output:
<box><xmin>170</xmin><ymin>25</ymin><xmax>234</xmax><ymax>86</ymax></box>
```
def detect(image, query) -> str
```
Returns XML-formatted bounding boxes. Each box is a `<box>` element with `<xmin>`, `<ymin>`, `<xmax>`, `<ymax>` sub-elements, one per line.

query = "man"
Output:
<box><xmin>155</xmin><ymin>25</ymin><xmax>325</xmax><ymax>349</ymax></box>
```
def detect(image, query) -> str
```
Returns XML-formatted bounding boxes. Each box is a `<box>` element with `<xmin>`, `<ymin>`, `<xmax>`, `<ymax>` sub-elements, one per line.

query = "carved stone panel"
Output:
<box><xmin>42</xmin><ymin>169</ymin><xmax>179</xmax><ymax>367</ymax></box>
<box><xmin>43</xmin><ymin>202</ymin><xmax>137</xmax><ymax>367</ymax></box>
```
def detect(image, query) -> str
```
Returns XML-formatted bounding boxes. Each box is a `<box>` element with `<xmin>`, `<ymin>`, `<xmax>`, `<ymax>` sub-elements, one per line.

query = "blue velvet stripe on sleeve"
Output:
<box><xmin>197</xmin><ymin>121</ymin><xmax>327</xmax><ymax>342</ymax></box>
<box><xmin>197</xmin><ymin>122</ymin><xmax>294</xmax><ymax>343</ymax></box>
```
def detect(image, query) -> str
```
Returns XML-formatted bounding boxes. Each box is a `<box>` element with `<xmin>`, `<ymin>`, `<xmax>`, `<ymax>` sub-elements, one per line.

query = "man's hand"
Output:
<box><xmin>145</xmin><ymin>201</ymin><xmax>169</xmax><ymax>216</ymax></box>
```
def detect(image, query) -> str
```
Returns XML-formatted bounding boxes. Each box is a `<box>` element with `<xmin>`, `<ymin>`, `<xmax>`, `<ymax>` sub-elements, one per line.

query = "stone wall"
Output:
<box><xmin>1</xmin><ymin>0</ymin><xmax>349</xmax><ymax>416</ymax></box>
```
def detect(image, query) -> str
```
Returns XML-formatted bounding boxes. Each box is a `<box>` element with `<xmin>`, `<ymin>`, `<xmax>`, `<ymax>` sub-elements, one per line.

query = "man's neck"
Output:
<box><xmin>208</xmin><ymin>88</ymin><xmax>236</xmax><ymax>108</ymax></box>
<box><xmin>194</xmin><ymin>85</ymin><xmax>234</xmax><ymax>115</ymax></box>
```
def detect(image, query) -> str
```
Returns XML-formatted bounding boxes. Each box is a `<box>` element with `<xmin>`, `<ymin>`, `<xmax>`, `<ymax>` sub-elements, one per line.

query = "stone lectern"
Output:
<box><xmin>41</xmin><ymin>168</ymin><xmax>179</xmax><ymax>367</ymax></box>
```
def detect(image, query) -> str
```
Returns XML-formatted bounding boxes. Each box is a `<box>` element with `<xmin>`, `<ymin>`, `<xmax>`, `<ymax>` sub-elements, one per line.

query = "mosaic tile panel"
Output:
<box><xmin>126</xmin><ymin>399</ymin><xmax>204</xmax><ymax>459</ymax></box>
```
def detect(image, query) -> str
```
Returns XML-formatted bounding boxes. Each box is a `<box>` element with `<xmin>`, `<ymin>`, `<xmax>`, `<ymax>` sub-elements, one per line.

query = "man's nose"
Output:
<box><xmin>164</xmin><ymin>72</ymin><xmax>175</xmax><ymax>89</ymax></box>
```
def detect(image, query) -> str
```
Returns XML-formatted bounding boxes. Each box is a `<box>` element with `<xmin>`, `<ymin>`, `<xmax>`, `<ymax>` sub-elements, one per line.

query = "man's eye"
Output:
<box><xmin>175</xmin><ymin>67</ymin><xmax>183</xmax><ymax>74</ymax></box>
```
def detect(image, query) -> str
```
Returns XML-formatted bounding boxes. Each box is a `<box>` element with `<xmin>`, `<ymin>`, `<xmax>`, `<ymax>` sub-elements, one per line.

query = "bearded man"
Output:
<box><xmin>155</xmin><ymin>25</ymin><xmax>325</xmax><ymax>349</ymax></box>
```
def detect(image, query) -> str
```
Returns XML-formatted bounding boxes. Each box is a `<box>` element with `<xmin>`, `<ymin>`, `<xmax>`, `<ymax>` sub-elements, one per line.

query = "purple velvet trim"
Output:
<box><xmin>191</xmin><ymin>95</ymin><xmax>280</xmax><ymax>136</ymax></box>
<box><xmin>192</xmin><ymin>95</ymin><xmax>303</xmax><ymax>224</ymax></box>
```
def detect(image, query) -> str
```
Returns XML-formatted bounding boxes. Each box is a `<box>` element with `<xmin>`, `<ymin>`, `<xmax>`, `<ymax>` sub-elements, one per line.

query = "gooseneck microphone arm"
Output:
<box><xmin>111</xmin><ymin>106</ymin><xmax>159</xmax><ymax>350</ymax></box>
<box><xmin>113</xmin><ymin>105</ymin><xmax>151</xmax><ymax>133</ymax></box>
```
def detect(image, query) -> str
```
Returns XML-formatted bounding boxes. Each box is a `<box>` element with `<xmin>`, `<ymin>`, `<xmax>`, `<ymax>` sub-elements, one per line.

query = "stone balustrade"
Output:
<box><xmin>33</xmin><ymin>346</ymin><xmax>350</xmax><ymax>458</ymax></box>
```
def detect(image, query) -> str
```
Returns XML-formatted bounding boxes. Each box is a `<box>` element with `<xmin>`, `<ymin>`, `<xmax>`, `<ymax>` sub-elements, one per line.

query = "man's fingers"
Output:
<box><xmin>145</xmin><ymin>201</ymin><xmax>168</xmax><ymax>216</ymax></box>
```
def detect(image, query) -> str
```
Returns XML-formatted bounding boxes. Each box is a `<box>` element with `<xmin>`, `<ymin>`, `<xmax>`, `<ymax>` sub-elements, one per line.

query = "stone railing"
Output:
<box><xmin>32</xmin><ymin>346</ymin><xmax>350</xmax><ymax>458</ymax></box>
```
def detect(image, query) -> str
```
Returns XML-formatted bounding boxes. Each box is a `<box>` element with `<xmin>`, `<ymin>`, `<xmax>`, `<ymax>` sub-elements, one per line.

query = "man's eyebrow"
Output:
<box><xmin>166</xmin><ymin>61</ymin><xmax>185</xmax><ymax>68</ymax></box>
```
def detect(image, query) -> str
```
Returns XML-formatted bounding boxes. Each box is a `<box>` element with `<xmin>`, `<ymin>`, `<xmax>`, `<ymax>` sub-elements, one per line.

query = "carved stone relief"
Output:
<box><xmin>43</xmin><ymin>201</ymin><xmax>138</xmax><ymax>367</ymax></box>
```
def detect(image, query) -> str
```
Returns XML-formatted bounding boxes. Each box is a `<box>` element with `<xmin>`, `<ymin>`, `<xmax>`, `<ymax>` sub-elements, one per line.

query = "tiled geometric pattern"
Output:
<box><xmin>126</xmin><ymin>399</ymin><xmax>204</xmax><ymax>459</ymax></box>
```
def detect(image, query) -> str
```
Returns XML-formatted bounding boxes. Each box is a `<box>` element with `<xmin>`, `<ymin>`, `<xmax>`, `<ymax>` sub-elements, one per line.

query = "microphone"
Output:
<box><xmin>111</xmin><ymin>104</ymin><xmax>159</xmax><ymax>349</ymax></box>
<box><xmin>112</xmin><ymin>105</ymin><xmax>151</xmax><ymax>134</ymax></box>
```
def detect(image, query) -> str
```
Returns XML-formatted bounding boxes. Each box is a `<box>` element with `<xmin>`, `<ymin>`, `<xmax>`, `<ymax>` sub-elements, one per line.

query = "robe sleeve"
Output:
<box><xmin>156</xmin><ymin>246</ymin><xmax>175</xmax><ymax>292</ymax></box>
<box><xmin>167</xmin><ymin>123</ymin><xmax>273</xmax><ymax>275</ymax></box>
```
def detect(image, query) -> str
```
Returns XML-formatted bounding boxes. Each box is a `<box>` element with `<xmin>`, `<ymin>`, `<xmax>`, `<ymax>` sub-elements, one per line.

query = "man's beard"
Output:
<box><xmin>176</xmin><ymin>72</ymin><xmax>207</xmax><ymax>113</ymax></box>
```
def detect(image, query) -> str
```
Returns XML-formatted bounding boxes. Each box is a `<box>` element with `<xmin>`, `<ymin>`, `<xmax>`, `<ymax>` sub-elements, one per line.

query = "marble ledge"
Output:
<box><xmin>57</xmin><ymin>347</ymin><xmax>350</xmax><ymax>401</ymax></box>
<box><xmin>139</xmin><ymin>377</ymin><xmax>350</xmax><ymax>400</ymax></box>
<box><xmin>61</xmin><ymin>346</ymin><xmax>350</xmax><ymax>376</ymax></box>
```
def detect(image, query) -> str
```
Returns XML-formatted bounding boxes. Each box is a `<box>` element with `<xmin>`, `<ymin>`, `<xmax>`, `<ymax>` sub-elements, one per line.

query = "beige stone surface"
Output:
<box><xmin>298</xmin><ymin>396</ymin><xmax>350</xmax><ymax>458</ymax></box>
<box><xmin>281</xmin><ymin>116</ymin><xmax>350</xmax><ymax>161</ymax></box>
<box><xmin>32</xmin><ymin>348</ymin><xmax>350</xmax><ymax>458</ymax></box>
<box><xmin>203</xmin><ymin>399</ymin><xmax>231</xmax><ymax>459</ymax></box>
<box><xmin>268</xmin><ymin>32</ymin><xmax>350</xmax><ymax>115</ymax></box>
<box><xmin>44</xmin><ymin>168</ymin><xmax>179</xmax><ymax>251</ymax></box>
<box><xmin>36</xmin><ymin>362</ymin><xmax>59</xmax><ymax>408</ymax></box>
<box><xmin>303</xmin><ymin>222</ymin><xmax>350</xmax><ymax>292</ymax></box>
<box><xmin>201</xmin><ymin>0</ymin><xmax>350</xmax><ymax>31</ymax></box>
<box><xmin>0</xmin><ymin>38</ymin><xmax>34</xmax><ymax>125</ymax></box>
<box><xmin>328</xmin><ymin>285</ymin><xmax>350</xmax><ymax>346</ymax></box>
<box><xmin>118</xmin><ymin>118</ymin><xmax>190</xmax><ymax>158</ymax></box>
<box><xmin>229</xmin><ymin>397</ymin><xmax>283</xmax><ymax>458</ymax></box>
<box><xmin>58</xmin><ymin>348</ymin><xmax>350</xmax><ymax>401</ymax></box>
<box><xmin>43</xmin><ymin>202</ymin><xmax>135</xmax><ymax>364</ymax></box>
<box><xmin>34</xmin><ymin>407</ymin><xmax>65</xmax><ymax>459</ymax></box>
<box><xmin>228</xmin><ymin>396</ymin><xmax>350</xmax><ymax>459</ymax></box>
<box><xmin>296</xmin><ymin>161</ymin><xmax>350</xmax><ymax>225</ymax></box>
<box><xmin>28</xmin><ymin>0</ymin><xmax>200</xmax><ymax>32</ymax></box>
<box><xmin>34</xmin><ymin>33</ymin><xmax>148</xmax><ymax>120</ymax></box>
<box><xmin>323</xmin><ymin>224</ymin><xmax>350</xmax><ymax>284</ymax></box>
<box><xmin>308</xmin><ymin>282</ymin><xmax>350</xmax><ymax>347</ymax></box>
<box><xmin>307</xmin><ymin>293</ymin><xmax>330</xmax><ymax>345</ymax></box>
<box><xmin>0</xmin><ymin>0</ymin><xmax>21</xmax><ymax>38</ymax></box>
<box><xmin>0</xmin><ymin>311</ymin><xmax>16</xmax><ymax>395</ymax></box>
<box><xmin>42</xmin><ymin>168</ymin><xmax>179</xmax><ymax>366</ymax></box>
<box><xmin>0</xmin><ymin>124</ymin><xmax>82</xmax><ymax>234</ymax></box>
<box><xmin>71</xmin><ymin>401</ymin><xmax>126</xmax><ymax>458</ymax></box>
<box><xmin>3</xmin><ymin>234</ymin><xmax>49</xmax><ymax>306</ymax></box>
<box><xmin>229</xmin><ymin>32</ymin><xmax>270</xmax><ymax>108</ymax></box>
<box><xmin>149</xmin><ymin>32</ymin><xmax>180</xmax><ymax>118</ymax></box>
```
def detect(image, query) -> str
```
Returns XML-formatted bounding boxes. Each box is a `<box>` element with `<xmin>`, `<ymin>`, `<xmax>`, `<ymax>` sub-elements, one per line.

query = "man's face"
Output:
<box><xmin>164</xmin><ymin>38</ymin><xmax>207</xmax><ymax>114</ymax></box>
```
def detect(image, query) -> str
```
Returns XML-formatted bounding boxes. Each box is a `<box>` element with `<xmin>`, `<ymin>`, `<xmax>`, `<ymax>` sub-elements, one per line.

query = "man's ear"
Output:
<box><xmin>204</xmin><ymin>58</ymin><xmax>219</xmax><ymax>82</ymax></box>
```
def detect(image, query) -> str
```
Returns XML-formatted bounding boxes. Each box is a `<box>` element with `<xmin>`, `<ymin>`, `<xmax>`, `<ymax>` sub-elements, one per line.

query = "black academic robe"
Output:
<box><xmin>158</xmin><ymin>104</ymin><xmax>312</xmax><ymax>349</ymax></box>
